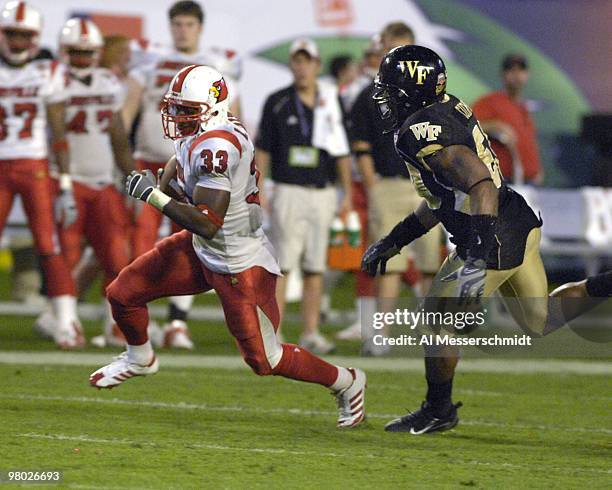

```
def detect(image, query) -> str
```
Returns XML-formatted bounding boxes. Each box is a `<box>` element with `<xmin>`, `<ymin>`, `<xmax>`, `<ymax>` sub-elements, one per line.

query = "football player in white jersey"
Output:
<box><xmin>90</xmin><ymin>65</ymin><xmax>367</xmax><ymax>429</ymax></box>
<box><xmin>57</xmin><ymin>18</ymin><xmax>135</xmax><ymax>346</ymax></box>
<box><xmin>122</xmin><ymin>0</ymin><xmax>242</xmax><ymax>349</ymax></box>
<box><xmin>0</xmin><ymin>1</ymin><xmax>82</xmax><ymax>348</ymax></box>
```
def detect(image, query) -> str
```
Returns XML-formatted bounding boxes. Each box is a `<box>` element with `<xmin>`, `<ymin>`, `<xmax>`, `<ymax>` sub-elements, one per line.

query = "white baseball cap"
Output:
<box><xmin>289</xmin><ymin>37</ymin><xmax>319</xmax><ymax>59</ymax></box>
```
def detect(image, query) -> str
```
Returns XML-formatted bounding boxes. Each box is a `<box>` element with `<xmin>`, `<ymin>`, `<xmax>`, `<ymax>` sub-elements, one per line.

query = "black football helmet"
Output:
<box><xmin>373</xmin><ymin>45</ymin><xmax>447</xmax><ymax>132</ymax></box>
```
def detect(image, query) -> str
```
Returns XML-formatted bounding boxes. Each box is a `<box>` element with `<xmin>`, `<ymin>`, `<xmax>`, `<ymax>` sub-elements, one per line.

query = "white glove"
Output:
<box><xmin>126</xmin><ymin>169</ymin><xmax>156</xmax><ymax>202</ymax></box>
<box><xmin>55</xmin><ymin>190</ymin><xmax>78</xmax><ymax>228</ymax></box>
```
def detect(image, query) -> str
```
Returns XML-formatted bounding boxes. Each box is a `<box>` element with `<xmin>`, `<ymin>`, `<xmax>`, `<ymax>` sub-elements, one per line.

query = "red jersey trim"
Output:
<box><xmin>188</xmin><ymin>129</ymin><xmax>243</xmax><ymax>161</ymax></box>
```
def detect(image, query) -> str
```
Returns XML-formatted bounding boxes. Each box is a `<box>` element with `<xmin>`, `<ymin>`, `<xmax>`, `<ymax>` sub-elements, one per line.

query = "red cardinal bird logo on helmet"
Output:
<box><xmin>209</xmin><ymin>78</ymin><xmax>228</xmax><ymax>102</ymax></box>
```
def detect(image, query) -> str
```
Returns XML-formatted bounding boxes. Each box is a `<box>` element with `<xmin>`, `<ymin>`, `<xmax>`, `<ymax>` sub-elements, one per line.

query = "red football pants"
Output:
<box><xmin>58</xmin><ymin>181</ymin><xmax>130</xmax><ymax>288</ymax></box>
<box><xmin>0</xmin><ymin>159</ymin><xmax>75</xmax><ymax>296</ymax></box>
<box><xmin>131</xmin><ymin>159</ymin><xmax>181</xmax><ymax>259</ymax></box>
<box><xmin>107</xmin><ymin>230</ymin><xmax>338</xmax><ymax>386</ymax></box>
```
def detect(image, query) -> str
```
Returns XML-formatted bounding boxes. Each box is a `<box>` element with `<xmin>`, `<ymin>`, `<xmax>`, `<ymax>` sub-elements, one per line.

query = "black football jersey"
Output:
<box><xmin>394</xmin><ymin>94</ymin><xmax>542</xmax><ymax>270</ymax></box>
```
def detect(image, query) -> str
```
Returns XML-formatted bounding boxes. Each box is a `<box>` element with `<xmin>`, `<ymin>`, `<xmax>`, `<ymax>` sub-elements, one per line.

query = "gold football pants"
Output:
<box><xmin>426</xmin><ymin>228</ymin><xmax>549</xmax><ymax>334</ymax></box>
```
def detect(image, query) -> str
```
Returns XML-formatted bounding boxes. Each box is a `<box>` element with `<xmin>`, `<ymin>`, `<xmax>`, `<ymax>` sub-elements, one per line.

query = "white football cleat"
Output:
<box><xmin>147</xmin><ymin>320</ymin><xmax>164</xmax><ymax>348</ymax></box>
<box><xmin>336</xmin><ymin>321</ymin><xmax>362</xmax><ymax>341</ymax></box>
<box><xmin>89</xmin><ymin>352</ymin><xmax>159</xmax><ymax>389</ymax></box>
<box><xmin>334</xmin><ymin>367</ymin><xmax>367</xmax><ymax>428</ymax></box>
<box><xmin>299</xmin><ymin>331</ymin><xmax>335</xmax><ymax>355</ymax></box>
<box><xmin>163</xmin><ymin>320</ymin><xmax>194</xmax><ymax>350</ymax></box>
<box><xmin>54</xmin><ymin>322</ymin><xmax>86</xmax><ymax>350</ymax></box>
<box><xmin>90</xmin><ymin>325</ymin><xmax>126</xmax><ymax>348</ymax></box>
<box><xmin>362</xmin><ymin>338</ymin><xmax>391</xmax><ymax>357</ymax></box>
<box><xmin>33</xmin><ymin>309</ymin><xmax>57</xmax><ymax>340</ymax></box>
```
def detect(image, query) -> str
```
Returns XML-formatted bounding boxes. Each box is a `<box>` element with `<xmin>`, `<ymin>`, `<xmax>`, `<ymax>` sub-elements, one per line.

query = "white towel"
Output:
<box><xmin>311</xmin><ymin>80</ymin><xmax>350</xmax><ymax>158</ymax></box>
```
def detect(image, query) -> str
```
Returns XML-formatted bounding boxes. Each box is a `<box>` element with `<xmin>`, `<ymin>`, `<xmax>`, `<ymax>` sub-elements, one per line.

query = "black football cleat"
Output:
<box><xmin>384</xmin><ymin>401</ymin><xmax>462</xmax><ymax>434</ymax></box>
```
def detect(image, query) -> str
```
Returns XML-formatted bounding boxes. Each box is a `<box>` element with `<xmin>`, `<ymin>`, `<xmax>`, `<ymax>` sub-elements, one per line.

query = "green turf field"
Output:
<box><xmin>0</xmin><ymin>314</ymin><xmax>611</xmax><ymax>489</ymax></box>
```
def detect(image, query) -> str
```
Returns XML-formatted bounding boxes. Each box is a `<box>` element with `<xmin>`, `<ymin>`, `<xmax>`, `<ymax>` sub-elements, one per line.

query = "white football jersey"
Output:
<box><xmin>64</xmin><ymin>68</ymin><xmax>124</xmax><ymax>187</ymax></box>
<box><xmin>0</xmin><ymin>58</ymin><xmax>67</xmax><ymax>160</ymax></box>
<box><xmin>174</xmin><ymin>116</ymin><xmax>279</xmax><ymax>276</ymax></box>
<box><xmin>131</xmin><ymin>46</ymin><xmax>241</xmax><ymax>163</ymax></box>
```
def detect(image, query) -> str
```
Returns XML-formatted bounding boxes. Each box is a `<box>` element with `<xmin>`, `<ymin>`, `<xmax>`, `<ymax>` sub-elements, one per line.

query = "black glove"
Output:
<box><xmin>361</xmin><ymin>237</ymin><xmax>400</xmax><ymax>277</ymax></box>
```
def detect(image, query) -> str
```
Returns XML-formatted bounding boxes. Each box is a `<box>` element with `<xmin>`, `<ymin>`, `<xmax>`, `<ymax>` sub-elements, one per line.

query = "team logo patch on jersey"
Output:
<box><xmin>398</xmin><ymin>60</ymin><xmax>434</xmax><ymax>85</ymax></box>
<box><xmin>209</xmin><ymin>79</ymin><xmax>228</xmax><ymax>103</ymax></box>
<box><xmin>410</xmin><ymin>122</ymin><xmax>442</xmax><ymax>142</ymax></box>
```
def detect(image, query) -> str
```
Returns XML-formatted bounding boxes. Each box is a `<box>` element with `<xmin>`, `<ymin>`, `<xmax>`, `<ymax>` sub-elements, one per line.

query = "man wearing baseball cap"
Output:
<box><xmin>255</xmin><ymin>37</ymin><xmax>352</xmax><ymax>354</ymax></box>
<box><xmin>473</xmin><ymin>53</ymin><xmax>543</xmax><ymax>184</ymax></box>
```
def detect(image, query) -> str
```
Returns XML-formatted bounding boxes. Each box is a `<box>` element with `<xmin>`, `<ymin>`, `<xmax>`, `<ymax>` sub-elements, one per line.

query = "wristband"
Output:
<box><xmin>52</xmin><ymin>139</ymin><xmax>69</xmax><ymax>153</ymax></box>
<box><xmin>147</xmin><ymin>188</ymin><xmax>172</xmax><ymax>211</ymax></box>
<box><xmin>388</xmin><ymin>213</ymin><xmax>429</xmax><ymax>248</ymax></box>
<box><xmin>59</xmin><ymin>173</ymin><xmax>73</xmax><ymax>192</ymax></box>
<box><xmin>354</xmin><ymin>149</ymin><xmax>372</xmax><ymax>158</ymax></box>
<box><xmin>468</xmin><ymin>214</ymin><xmax>497</xmax><ymax>261</ymax></box>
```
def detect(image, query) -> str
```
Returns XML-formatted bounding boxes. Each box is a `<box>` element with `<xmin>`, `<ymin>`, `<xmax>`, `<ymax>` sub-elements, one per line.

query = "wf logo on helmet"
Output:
<box><xmin>209</xmin><ymin>79</ymin><xmax>228</xmax><ymax>102</ymax></box>
<box><xmin>399</xmin><ymin>60</ymin><xmax>434</xmax><ymax>85</ymax></box>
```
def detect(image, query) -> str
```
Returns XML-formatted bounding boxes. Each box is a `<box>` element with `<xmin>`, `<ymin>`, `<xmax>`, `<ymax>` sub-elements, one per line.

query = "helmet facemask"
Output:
<box><xmin>161</xmin><ymin>97</ymin><xmax>213</xmax><ymax>140</ymax></box>
<box><xmin>1</xmin><ymin>28</ymin><xmax>38</xmax><ymax>64</ymax></box>
<box><xmin>64</xmin><ymin>47</ymin><xmax>100</xmax><ymax>78</ymax></box>
<box><xmin>373</xmin><ymin>81</ymin><xmax>413</xmax><ymax>133</ymax></box>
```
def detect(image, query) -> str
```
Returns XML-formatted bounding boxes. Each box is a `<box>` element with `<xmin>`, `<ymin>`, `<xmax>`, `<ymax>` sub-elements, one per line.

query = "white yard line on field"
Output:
<box><xmin>16</xmin><ymin>432</ymin><xmax>612</xmax><ymax>477</ymax></box>
<box><xmin>2</xmin><ymin>393</ymin><xmax>610</xmax><ymax>436</ymax></box>
<box><xmin>0</xmin><ymin>351</ymin><xmax>610</xmax><ymax>375</ymax></box>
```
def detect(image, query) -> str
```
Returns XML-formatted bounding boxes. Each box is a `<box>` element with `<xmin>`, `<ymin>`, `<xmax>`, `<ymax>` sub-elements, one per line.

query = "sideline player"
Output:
<box><xmin>89</xmin><ymin>65</ymin><xmax>366</xmax><ymax>428</ymax></box>
<box><xmin>0</xmin><ymin>1</ymin><xmax>82</xmax><ymax>348</ymax></box>
<box><xmin>362</xmin><ymin>45</ymin><xmax>612</xmax><ymax>434</ymax></box>
<box><xmin>122</xmin><ymin>1</ymin><xmax>242</xmax><ymax>348</ymax></box>
<box><xmin>58</xmin><ymin>18</ymin><xmax>134</xmax><ymax>345</ymax></box>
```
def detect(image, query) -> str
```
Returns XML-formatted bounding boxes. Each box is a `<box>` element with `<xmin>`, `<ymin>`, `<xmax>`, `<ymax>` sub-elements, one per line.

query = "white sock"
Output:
<box><xmin>103</xmin><ymin>299</ymin><xmax>114</xmax><ymax>337</ymax></box>
<box><xmin>127</xmin><ymin>341</ymin><xmax>154</xmax><ymax>365</ymax></box>
<box><xmin>170</xmin><ymin>295</ymin><xmax>194</xmax><ymax>311</ymax></box>
<box><xmin>51</xmin><ymin>295</ymin><xmax>78</xmax><ymax>333</ymax></box>
<box><xmin>329</xmin><ymin>366</ymin><xmax>353</xmax><ymax>392</ymax></box>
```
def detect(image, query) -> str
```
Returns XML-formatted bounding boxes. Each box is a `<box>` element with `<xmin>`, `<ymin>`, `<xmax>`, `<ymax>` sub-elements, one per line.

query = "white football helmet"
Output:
<box><xmin>59</xmin><ymin>17</ymin><xmax>104</xmax><ymax>76</ymax></box>
<box><xmin>161</xmin><ymin>64</ymin><xmax>230</xmax><ymax>140</ymax></box>
<box><xmin>0</xmin><ymin>1</ymin><xmax>42</xmax><ymax>64</ymax></box>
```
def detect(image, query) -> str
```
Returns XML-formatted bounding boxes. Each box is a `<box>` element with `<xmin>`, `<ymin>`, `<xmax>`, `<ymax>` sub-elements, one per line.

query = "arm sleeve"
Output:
<box><xmin>329</xmin><ymin>96</ymin><xmax>350</xmax><ymax>157</ymax></box>
<box><xmin>192</xmin><ymin>137</ymin><xmax>239</xmax><ymax>192</ymax></box>
<box><xmin>255</xmin><ymin>95</ymin><xmax>275</xmax><ymax>152</ymax></box>
<box><xmin>44</xmin><ymin>61</ymin><xmax>69</xmax><ymax>105</ymax></box>
<box><xmin>349</xmin><ymin>86</ymin><xmax>374</xmax><ymax>144</ymax></box>
<box><xmin>110</xmin><ymin>73</ymin><xmax>126</xmax><ymax>111</ymax></box>
<box><xmin>128</xmin><ymin>64</ymin><xmax>149</xmax><ymax>88</ymax></box>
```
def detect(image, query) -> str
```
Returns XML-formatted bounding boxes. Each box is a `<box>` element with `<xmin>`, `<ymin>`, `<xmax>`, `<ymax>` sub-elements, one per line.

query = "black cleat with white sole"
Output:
<box><xmin>384</xmin><ymin>401</ymin><xmax>462</xmax><ymax>434</ymax></box>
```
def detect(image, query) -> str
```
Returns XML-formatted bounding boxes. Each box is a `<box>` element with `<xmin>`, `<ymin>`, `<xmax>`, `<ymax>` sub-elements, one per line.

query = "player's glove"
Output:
<box><xmin>55</xmin><ymin>189</ymin><xmax>78</xmax><ymax>228</ymax></box>
<box><xmin>126</xmin><ymin>170</ymin><xmax>172</xmax><ymax>211</ymax></box>
<box><xmin>126</xmin><ymin>169</ymin><xmax>157</xmax><ymax>202</ymax></box>
<box><xmin>361</xmin><ymin>236</ymin><xmax>400</xmax><ymax>276</ymax></box>
<box><xmin>361</xmin><ymin>213</ymin><xmax>429</xmax><ymax>277</ymax></box>
<box><xmin>456</xmin><ymin>257</ymin><xmax>486</xmax><ymax>305</ymax></box>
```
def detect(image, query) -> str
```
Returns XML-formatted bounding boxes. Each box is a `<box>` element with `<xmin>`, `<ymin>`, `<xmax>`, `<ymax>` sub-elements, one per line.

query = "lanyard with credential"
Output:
<box><xmin>294</xmin><ymin>91</ymin><xmax>318</xmax><ymax>140</ymax></box>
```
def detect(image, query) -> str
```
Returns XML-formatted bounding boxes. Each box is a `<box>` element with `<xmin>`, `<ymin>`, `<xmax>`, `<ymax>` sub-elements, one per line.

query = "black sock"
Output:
<box><xmin>586</xmin><ymin>271</ymin><xmax>612</xmax><ymax>297</ymax></box>
<box><xmin>168</xmin><ymin>303</ymin><xmax>188</xmax><ymax>322</ymax></box>
<box><xmin>426</xmin><ymin>378</ymin><xmax>453</xmax><ymax>416</ymax></box>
